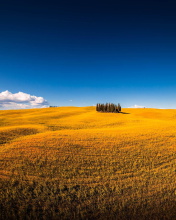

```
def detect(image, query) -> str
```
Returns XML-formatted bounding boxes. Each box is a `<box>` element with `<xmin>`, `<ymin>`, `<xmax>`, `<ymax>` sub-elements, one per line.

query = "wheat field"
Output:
<box><xmin>0</xmin><ymin>107</ymin><xmax>175</xmax><ymax>219</ymax></box>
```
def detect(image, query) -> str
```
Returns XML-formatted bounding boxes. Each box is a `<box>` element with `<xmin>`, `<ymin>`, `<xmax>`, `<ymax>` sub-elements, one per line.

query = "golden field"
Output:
<box><xmin>0</xmin><ymin>106</ymin><xmax>176</xmax><ymax>219</ymax></box>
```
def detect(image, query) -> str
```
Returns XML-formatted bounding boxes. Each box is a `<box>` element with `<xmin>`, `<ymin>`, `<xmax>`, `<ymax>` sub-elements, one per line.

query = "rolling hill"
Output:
<box><xmin>0</xmin><ymin>107</ymin><xmax>175</xmax><ymax>219</ymax></box>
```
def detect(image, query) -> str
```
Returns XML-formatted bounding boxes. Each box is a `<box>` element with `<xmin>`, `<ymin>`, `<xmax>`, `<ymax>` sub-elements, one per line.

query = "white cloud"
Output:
<box><xmin>129</xmin><ymin>104</ymin><xmax>145</xmax><ymax>108</ymax></box>
<box><xmin>0</xmin><ymin>90</ymin><xmax>49</xmax><ymax>109</ymax></box>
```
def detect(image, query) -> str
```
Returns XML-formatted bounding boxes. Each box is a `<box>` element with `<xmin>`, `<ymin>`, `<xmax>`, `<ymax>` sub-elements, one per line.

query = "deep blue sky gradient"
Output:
<box><xmin>1</xmin><ymin>0</ymin><xmax>176</xmax><ymax>108</ymax></box>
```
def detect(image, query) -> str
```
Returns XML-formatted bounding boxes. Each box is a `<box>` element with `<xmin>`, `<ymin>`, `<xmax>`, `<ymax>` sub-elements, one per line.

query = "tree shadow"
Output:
<box><xmin>120</xmin><ymin>112</ymin><xmax>130</xmax><ymax>114</ymax></box>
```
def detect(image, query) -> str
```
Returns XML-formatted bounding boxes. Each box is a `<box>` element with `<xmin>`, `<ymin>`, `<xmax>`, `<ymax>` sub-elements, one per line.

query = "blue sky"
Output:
<box><xmin>0</xmin><ymin>0</ymin><xmax>176</xmax><ymax>109</ymax></box>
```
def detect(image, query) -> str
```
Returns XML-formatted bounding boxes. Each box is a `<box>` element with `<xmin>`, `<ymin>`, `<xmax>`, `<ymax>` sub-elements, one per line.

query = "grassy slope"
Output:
<box><xmin>0</xmin><ymin>107</ymin><xmax>176</xmax><ymax>219</ymax></box>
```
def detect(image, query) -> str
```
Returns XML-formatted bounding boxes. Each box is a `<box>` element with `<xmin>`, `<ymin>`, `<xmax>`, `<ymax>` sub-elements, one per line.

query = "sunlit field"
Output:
<box><xmin>0</xmin><ymin>107</ymin><xmax>175</xmax><ymax>219</ymax></box>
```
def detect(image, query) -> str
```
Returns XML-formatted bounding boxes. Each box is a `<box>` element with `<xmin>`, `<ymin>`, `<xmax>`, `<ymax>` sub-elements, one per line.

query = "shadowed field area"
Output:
<box><xmin>0</xmin><ymin>107</ymin><xmax>176</xmax><ymax>219</ymax></box>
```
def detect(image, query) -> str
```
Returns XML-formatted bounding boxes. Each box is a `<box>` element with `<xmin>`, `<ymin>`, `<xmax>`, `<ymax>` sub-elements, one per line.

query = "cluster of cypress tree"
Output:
<box><xmin>96</xmin><ymin>103</ymin><xmax>121</xmax><ymax>113</ymax></box>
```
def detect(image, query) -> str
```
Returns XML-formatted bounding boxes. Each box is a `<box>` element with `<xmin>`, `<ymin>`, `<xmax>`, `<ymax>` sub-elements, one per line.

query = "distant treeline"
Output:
<box><xmin>96</xmin><ymin>103</ymin><xmax>121</xmax><ymax>113</ymax></box>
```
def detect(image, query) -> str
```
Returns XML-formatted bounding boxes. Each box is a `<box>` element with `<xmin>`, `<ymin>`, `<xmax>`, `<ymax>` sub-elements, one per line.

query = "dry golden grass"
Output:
<box><xmin>0</xmin><ymin>106</ymin><xmax>175</xmax><ymax>219</ymax></box>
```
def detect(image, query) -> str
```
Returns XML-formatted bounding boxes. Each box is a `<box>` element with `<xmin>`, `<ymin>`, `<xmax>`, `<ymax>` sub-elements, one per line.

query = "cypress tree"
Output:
<box><xmin>96</xmin><ymin>103</ymin><xmax>98</xmax><ymax>111</ymax></box>
<box><xmin>117</xmin><ymin>103</ymin><xmax>121</xmax><ymax>112</ymax></box>
<box><xmin>96</xmin><ymin>103</ymin><xmax>121</xmax><ymax>113</ymax></box>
